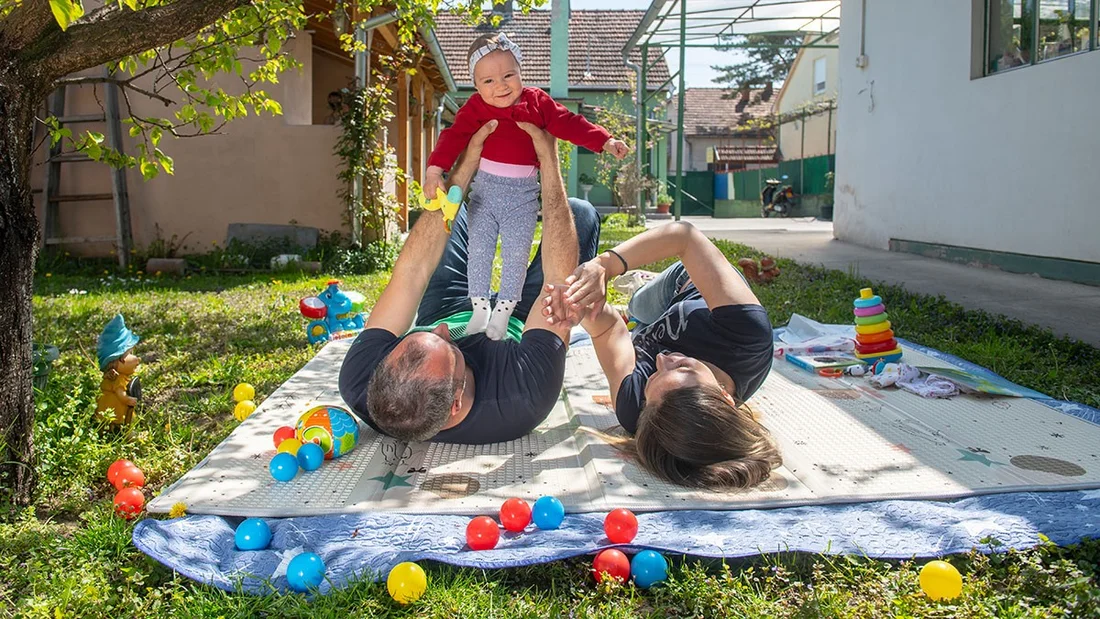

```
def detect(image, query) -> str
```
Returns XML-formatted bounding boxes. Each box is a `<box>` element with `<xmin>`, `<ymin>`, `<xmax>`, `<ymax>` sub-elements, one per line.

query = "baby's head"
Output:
<box><xmin>468</xmin><ymin>33</ymin><xmax>523</xmax><ymax>109</ymax></box>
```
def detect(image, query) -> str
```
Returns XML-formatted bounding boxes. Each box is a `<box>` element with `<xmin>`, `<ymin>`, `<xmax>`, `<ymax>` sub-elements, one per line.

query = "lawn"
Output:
<box><xmin>3</xmin><ymin>225</ymin><xmax>1100</xmax><ymax>618</ymax></box>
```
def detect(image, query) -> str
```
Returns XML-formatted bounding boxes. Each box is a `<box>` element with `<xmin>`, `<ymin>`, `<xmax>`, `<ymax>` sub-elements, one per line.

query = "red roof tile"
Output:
<box><xmin>434</xmin><ymin>10</ymin><xmax>670</xmax><ymax>90</ymax></box>
<box><xmin>671</xmin><ymin>87</ymin><xmax>777</xmax><ymax>137</ymax></box>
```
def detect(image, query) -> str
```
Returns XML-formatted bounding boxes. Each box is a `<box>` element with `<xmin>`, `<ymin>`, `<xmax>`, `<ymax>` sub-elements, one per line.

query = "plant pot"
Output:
<box><xmin>819</xmin><ymin>205</ymin><xmax>834</xmax><ymax>221</ymax></box>
<box><xmin>32</xmin><ymin>344</ymin><xmax>59</xmax><ymax>390</ymax></box>
<box><xmin>657</xmin><ymin>202</ymin><xmax>671</xmax><ymax>214</ymax></box>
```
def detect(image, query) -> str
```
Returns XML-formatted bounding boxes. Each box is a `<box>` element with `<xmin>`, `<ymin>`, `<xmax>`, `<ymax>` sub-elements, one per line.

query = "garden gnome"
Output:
<box><xmin>95</xmin><ymin>314</ymin><xmax>142</xmax><ymax>426</ymax></box>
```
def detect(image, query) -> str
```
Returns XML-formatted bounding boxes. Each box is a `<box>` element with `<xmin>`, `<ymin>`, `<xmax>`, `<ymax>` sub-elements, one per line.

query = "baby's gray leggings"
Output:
<box><xmin>466</xmin><ymin>170</ymin><xmax>541</xmax><ymax>301</ymax></box>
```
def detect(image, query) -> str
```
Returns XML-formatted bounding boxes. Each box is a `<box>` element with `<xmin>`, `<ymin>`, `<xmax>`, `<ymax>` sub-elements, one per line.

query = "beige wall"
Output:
<box><xmin>777</xmin><ymin>33</ymin><xmax>839</xmax><ymax>160</ymax></box>
<box><xmin>30</xmin><ymin>30</ymin><xmax>431</xmax><ymax>257</ymax></box>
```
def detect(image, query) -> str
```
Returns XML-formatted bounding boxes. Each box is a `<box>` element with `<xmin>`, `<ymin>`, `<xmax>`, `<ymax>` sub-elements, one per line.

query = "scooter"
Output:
<box><xmin>761</xmin><ymin>176</ymin><xmax>796</xmax><ymax>218</ymax></box>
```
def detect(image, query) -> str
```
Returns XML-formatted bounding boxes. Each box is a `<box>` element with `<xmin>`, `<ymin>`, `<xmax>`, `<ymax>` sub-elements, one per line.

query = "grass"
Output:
<box><xmin>3</xmin><ymin>227</ymin><xmax>1100</xmax><ymax>617</ymax></box>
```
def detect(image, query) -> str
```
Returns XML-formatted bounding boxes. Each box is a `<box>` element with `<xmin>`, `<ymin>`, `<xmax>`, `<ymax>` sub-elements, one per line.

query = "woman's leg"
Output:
<box><xmin>627</xmin><ymin>261</ymin><xmax>690</xmax><ymax>327</ymax></box>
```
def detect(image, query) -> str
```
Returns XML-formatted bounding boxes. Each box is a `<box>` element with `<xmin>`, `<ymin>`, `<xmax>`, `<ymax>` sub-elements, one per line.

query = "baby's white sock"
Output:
<box><xmin>486</xmin><ymin>299</ymin><xmax>517</xmax><ymax>340</ymax></box>
<box><xmin>468</xmin><ymin>297</ymin><xmax>491</xmax><ymax>334</ymax></box>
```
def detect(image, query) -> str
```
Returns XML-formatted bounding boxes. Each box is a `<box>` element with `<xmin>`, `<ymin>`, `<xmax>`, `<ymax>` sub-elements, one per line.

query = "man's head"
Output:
<box><xmin>365</xmin><ymin>324</ymin><xmax>468</xmax><ymax>442</ymax></box>
<box><xmin>327</xmin><ymin>91</ymin><xmax>343</xmax><ymax>112</ymax></box>
<box><xmin>468</xmin><ymin>33</ymin><xmax>523</xmax><ymax>109</ymax></box>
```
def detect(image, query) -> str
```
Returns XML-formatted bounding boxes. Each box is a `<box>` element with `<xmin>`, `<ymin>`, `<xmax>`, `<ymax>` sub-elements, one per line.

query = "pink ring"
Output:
<box><xmin>853</xmin><ymin>303</ymin><xmax>886</xmax><ymax>317</ymax></box>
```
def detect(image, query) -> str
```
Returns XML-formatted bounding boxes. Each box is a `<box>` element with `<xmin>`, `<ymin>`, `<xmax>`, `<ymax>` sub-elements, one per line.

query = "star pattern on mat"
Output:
<box><xmin>956</xmin><ymin>449</ymin><xmax>1006</xmax><ymax>467</ymax></box>
<box><xmin>368</xmin><ymin>471</ymin><xmax>413</xmax><ymax>490</ymax></box>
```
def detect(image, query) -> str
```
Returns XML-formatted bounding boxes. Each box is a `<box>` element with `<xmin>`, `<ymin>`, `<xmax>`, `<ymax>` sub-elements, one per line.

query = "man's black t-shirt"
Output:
<box><xmin>615</xmin><ymin>287</ymin><xmax>774</xmax><ymax>434</ymax></box>
<box><xmin>338</xmin><ymin>328</ymin><xmax>566</xmax><ymax>444</ymax></box>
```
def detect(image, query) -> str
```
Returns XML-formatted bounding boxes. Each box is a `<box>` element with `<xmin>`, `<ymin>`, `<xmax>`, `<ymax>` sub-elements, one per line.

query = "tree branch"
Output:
<box><xmin>0</xmin><ymin>0</ymin><xmax>54</xmax><ymax>51</ymax></box>
<box><xmin>55</xmin><ymin>75</ymin><xmax>175</xmax><ymax>106</ymax></box>
<box><xmin>24</xmin><ymin>0</ymin><xmax>253</xmax><ymax>84</ymax></box>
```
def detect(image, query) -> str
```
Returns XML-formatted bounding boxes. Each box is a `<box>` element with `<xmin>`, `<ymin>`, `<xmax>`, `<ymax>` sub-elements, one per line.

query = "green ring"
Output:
<box><xmin>854</xmin><ymin>312</ymin><xmax>888</xmax><ymax>325</ymax></box>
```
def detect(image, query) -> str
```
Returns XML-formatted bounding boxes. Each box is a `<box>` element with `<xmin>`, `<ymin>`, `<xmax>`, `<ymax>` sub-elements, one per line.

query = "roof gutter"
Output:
<box><xmin>421</xmin><ymin>25</ymin><xmax>459</xmax><ymax>102</ymax></box>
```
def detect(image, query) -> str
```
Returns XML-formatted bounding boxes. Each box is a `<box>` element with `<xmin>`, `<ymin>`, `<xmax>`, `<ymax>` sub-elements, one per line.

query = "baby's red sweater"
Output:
<box><xmin>427</xmin><ymin>87</ymin><xmax>612</xmax><ymax>171</ymax></box>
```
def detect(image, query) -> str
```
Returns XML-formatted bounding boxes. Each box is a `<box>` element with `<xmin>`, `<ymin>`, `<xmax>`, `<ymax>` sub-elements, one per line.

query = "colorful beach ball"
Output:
<box><xmin>295</xmin><ymin>405</ymin><xmax>360</xmax><ymax>460</ymax></box>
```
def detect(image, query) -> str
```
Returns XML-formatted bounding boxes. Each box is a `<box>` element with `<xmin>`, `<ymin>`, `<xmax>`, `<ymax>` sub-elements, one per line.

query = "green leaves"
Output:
<box><xmin>48</xmin><ymin>0</ymin><xmax>84</xmax><ymax>31</ymax></box>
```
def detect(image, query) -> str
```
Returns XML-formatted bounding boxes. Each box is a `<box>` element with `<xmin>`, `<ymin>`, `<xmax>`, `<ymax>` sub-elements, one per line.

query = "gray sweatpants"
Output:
<box><xmin>466</xmin><ymin>170</ymin><xmax>541</xmax><ymax>301</ymax></box>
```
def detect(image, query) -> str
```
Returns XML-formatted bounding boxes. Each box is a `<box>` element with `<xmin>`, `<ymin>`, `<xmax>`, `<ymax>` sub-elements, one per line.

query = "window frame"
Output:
<box><xmin>812</xmin><ymin>57</ymin><xmax>827</xmax><ymax>95</ymax></box>
<box><xmin>985</xmin><ymin>0</ymin><xmax>1099</xmax><ymax>76</ymax></box>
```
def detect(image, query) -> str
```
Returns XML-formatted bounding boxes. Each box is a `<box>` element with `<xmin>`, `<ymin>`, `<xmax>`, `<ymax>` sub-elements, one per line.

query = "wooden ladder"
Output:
<box><xmin>42</xmin><ymin>66</ymin><xmax>133</xmax><ymax>269</ymax></box>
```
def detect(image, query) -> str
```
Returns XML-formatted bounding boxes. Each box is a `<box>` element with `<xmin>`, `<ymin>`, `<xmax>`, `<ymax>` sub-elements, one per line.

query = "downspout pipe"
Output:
<box><xmin>623</xmin><ymin>52</ymin><xmax>645</xmax><ymax>217</ymax></box>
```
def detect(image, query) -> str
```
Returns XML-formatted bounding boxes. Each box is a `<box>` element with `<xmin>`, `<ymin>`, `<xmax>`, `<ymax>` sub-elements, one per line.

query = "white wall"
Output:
<box><xmin>835</xmin><ymin>0</ymin><xmax>1100</xmax><ymax>263</ymax></box>
<box><xmin>778</xmin><ymin>33</ymin><xmax>838</xmax><ymax>160</ymax></box>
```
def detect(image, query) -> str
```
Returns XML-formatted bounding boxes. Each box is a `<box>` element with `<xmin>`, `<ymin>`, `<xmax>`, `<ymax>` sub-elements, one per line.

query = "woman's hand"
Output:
<box><xmin>563</xmin><ymin>259</ymin><xmax>609</xmax><ymax>317</ymax></box>
<box><xmin>541</xmin><ymin>283</ymin><xmax>583</xmax><ymax>327</ymax></box>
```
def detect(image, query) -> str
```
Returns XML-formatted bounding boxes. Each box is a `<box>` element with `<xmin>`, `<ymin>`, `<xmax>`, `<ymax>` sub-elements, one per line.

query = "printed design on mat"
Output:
<box><xmin>1010</xmin><ymin>455</ymin><xmax>1086</xmax><ymax>477</ymax></box>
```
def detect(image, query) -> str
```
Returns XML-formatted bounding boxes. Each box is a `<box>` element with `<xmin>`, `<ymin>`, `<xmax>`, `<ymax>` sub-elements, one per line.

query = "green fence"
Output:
<box><xmin>668</xmin><ymin>170</ymin><xmax>714</xmax><ymax>215</ymax></box>
<box><xmin>729</xmin><ymin>154</ymin><xmax>835</xmax><ymax>199</ymax></box>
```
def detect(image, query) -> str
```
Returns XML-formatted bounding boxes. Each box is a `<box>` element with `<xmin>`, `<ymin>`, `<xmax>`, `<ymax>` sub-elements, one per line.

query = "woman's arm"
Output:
<box><xmin>566</xmin><ymin>222</ymin><xmax>760</xmax><ymax>313</ymax></box>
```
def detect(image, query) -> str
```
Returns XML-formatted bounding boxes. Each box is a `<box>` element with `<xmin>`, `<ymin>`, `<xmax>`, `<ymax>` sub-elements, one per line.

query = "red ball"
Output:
<box><xmin>107</xmin><ymin>459</ymin><xmax>135</xmax><ymax>484</ymax></box>
<box><xmin>465</xmin><ymin>516</ymin><xmax>500</xmax><ymax>550</ymax></box>
<box><xmin>114</xmin><ymin>487</ymin><xmax>145</xmax><ymax>519</ymax></box>
<box><xmin>113</xmin><ymin>465</ymin><xmax>145</xmax><ymax>490</ymax></box>
<box><xmin>499</xmin><ymin>498</ymin><xmax>532</xmax><ymax>532</ymax></box>
<box><xmin>604</xmin><ymin>508</ymin><xmax>638</xmax><ymax>544</ymax></box>
<box><xmin>273</xmin><ymin>426</ymin><xmax>297</xmax><ymax>449</ymax></box>
<box><xmin>592</xmin><ymin>549</ymin><xmax>631</xmax><ymax>583</ymax></box>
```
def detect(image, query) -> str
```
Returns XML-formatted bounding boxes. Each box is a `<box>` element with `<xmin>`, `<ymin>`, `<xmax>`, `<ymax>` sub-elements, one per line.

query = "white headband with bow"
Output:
<box><xmin>468</xmin><ymin>33</ymin><xmax>523</xmax><ymax>79</ymax></box>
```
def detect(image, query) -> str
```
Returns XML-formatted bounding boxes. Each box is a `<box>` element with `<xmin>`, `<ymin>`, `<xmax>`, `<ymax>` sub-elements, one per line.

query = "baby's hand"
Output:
<box><xmin>422</xmin><ymin>170</ymin><xmax>446</xmax><ymax>203</ymax></box>
<box><xmin>604</xmin><ymin>138</ymin><xmax>630</xmax><ymax>160</ymax></box>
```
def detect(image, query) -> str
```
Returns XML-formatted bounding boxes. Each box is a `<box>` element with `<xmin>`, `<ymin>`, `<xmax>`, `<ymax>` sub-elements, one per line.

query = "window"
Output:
<box><xmin>986</xmin><ymin>0</ymin><xmax>1097</xmax><ymax>75</ymax></box>
<box><xmin>813</xmin><ymin>57</ymin><xmax>827</xmax><ymax>95</ymax></box>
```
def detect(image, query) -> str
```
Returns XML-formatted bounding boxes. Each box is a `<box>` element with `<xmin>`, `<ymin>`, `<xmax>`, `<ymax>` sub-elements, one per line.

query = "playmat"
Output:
<box><xmin>148</xmin><ymin>336</ymin><xmax>1100</xmax><ymax>518</ymax></box>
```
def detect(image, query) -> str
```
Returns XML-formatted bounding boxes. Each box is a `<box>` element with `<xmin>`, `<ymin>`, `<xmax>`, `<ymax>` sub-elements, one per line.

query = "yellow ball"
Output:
<box><xmin>919</xmin><ymin>560</ymin><xmax>962</xmax><ymax>601</ymax></box>
<box><xmin>233</xmin><ymin>400</ymin><xmax>257</xmax><ymax>421</ymax></box>
<box><xmin>276</xmin><ymin>438</ymin><xmax>302</xmax><ymax>455</ymax></box>
<box><xmin>233</xmin><ymin>383</ymin><xmax>255</xmax><ymax>403</ymax></box>
<box><xmin>387</xmin><ymin>561</ymin><xmax>427</xmax><ymax>605</ymax></box>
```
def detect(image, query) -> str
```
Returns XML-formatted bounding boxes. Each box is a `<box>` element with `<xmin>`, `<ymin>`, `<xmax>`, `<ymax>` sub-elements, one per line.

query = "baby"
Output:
<box><xmin>424</xmin><ymin>32</ymin><xmax>628</xmax><ymax>339</ymax></box>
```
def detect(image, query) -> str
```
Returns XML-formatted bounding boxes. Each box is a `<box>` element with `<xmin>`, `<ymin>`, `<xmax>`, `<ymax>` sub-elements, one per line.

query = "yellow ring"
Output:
<box><xmin>855</xmin><ymin>320</ymin><xmax>892</xmax><ymax>335</ymax></box>
<box><xmin>856</xmin><ymin>347</ymin><xmax>902</xmax><ymax>359</ymax></box>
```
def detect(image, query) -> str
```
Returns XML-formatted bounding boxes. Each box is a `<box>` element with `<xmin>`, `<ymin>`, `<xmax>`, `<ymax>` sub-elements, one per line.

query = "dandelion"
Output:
<box><xmin>46</xmin><ymin>273</ymin><xmax>52</xmax><ymax>278</ymax></box>
<box><xmin>137</xmin><ymin>270</ymin><xmax>143</xmax><ymax>275</ymax></box>
<box><xmin>169</xmin><ymin>502</ymin><xmax>188</xmax><ymax>519</ymax></box>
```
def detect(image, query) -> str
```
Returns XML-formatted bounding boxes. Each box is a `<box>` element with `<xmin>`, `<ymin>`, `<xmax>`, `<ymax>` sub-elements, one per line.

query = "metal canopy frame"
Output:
<box><xmin>622</xmin><ymin>0</ymin><xmax>840</xmax><ymax>219</ymax></box>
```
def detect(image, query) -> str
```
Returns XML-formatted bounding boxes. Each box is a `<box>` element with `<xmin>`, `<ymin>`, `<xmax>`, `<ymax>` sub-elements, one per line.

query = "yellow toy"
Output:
<box><xmin>421</xmin><ymin>185</ymin><xmax>463</xmax><ymax>232</ymax></box>
<box><xmin>234</xmin><ymin>400</ymin><xmax>257</xmax><ymax>421</ymax></box>
<box><xmin>233</xmin><ymin>383</ymin><xmax>255</xmax><ymax>402</ymax></box>
<box><xmin>387</xmin><ymin>561</ymin><xmax>427</xmax><ymax>604</ymax></box>
<box><xmin>919</xmin><ymin>560</ymin><xmax>962</xmax><ymax>600</ymax></box>
<box><xmin>95</xmin><ymin>314</ymin><xmax>142</xmax><ymax>426</ymax></box>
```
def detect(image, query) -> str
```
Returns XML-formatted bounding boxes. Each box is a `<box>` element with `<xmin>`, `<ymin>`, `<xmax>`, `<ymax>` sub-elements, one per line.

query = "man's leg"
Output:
<box><xmin>414</xmin><ymin>204</ymin><xmax>475</xmax><ymax>327</ymax></box>
<box><xmin>513</xmin><ymin>198</ymin><xmax>601</xmax><ymax>321</ymax></box>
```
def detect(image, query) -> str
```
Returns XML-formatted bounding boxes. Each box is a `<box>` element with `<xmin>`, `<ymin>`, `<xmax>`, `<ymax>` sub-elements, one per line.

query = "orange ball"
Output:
<box><xmin>114</xmin><ymin>487</ymin><xmax>145</xmax><ymax>519</ymax></box>
<box><xmin>113</xmin><ymin>465</ymin><xmax>145</xmax><ymax>490</ymax></box>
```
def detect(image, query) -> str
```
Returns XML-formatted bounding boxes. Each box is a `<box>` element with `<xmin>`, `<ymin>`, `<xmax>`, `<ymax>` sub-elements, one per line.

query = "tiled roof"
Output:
<box><xmin>433</xmin><ymin>10</ymin><xmax>670</xmax><ymax>90</ymax></box>
<box><xmin>672</xmin><ymin>87</ymin><xmax>777</xmax><ymax>137</ymax></box>
<box><xmin>712</xmin><ymin>144</ymin><xmax>779</xmax><ymax>164</ymax></box>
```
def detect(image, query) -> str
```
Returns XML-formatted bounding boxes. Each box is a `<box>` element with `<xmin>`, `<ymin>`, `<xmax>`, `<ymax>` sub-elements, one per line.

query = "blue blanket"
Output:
<box><xmin>134</xmin><ymin>334</ymin><xmax>1100</xmax><ymax>595</ymax></box>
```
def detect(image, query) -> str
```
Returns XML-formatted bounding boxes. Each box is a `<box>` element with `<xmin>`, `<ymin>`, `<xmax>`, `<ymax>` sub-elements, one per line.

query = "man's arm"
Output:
<box><xmin>515</xmin><ymin>122</ymin><xmax>577</xmax><ymax>342</ymax></box>
<box><xmin>365</xmin><ymin>121</ymin><xmax>499</xmax><ymax>336</ymax></box>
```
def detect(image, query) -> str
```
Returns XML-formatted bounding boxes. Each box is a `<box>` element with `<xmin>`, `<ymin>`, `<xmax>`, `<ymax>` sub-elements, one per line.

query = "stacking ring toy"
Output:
<box><xmin>853</xmin><ymin>304</ymin><xmax>886</xmax><ymax>317</ymax></box>
<box><xmin>857</xmin><ymin>329</ymin><xmax>895</xmax><ymax>344</ymax></box>
<box><xmin>855</xmin><ymin>339</ymin><xmax>898</xmax><ymax>355</ymax></box>
<box><xmin>856</xmin><ymin>348</ymin><xmax>903</xmax><ymax>361</ymax></box>
<box><xmin>855</xmin><ymin>312</ymin><xmax>888</xmax><ymax>326</ymax></box>
<box><xmin>855</xmin><ymin>320</ymin><xmax>892</xmax><ymax>335</ymax></box>
<box><xmin>854</xmin><ymin>288</ymin><xmax>883</xmax><ymax>308</ymax></box>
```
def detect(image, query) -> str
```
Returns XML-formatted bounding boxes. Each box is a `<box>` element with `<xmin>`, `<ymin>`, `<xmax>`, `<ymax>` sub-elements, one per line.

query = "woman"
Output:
<box><xmin>545</xmin><ymin>221</ymin><xmax>781</xmax><ymax>489</ymax></box>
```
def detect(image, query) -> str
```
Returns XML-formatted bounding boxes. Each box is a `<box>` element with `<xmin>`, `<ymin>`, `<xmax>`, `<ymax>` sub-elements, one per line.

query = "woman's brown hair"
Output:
<box><xmin>588</xmin><ymin>384</ymin><xmax>781</xmax><ymax>489</ymax></box>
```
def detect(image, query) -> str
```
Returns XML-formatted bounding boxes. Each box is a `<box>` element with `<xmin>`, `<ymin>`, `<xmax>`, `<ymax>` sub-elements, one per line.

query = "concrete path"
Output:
<box><xmin>647</xmin><ymin>216</ymin><xmax>1100</xmax><ymax>347</ymax></box>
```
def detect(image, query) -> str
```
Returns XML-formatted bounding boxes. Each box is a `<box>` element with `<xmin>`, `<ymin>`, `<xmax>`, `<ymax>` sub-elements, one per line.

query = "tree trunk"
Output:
<box><xmin>0</xmin><ymin>61</ymin><xmax>45</xmax><ymax>505</ymax></box>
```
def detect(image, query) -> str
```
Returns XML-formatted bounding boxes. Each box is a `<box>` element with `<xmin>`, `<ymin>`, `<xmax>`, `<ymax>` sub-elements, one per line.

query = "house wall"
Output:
<box><xmin>32</xmin><ymin>31</ymin><xmax>439</xmax><ymax>257</ymax></box>
<box><xmin>835</xmin><ymin>0</ymin><xmax>1100</xmax><ymax>264</ymax></box>
<box><xmin>777</xmin><ymin>34</ymin><xmax>838</xmax><ymax>160</ymax></box>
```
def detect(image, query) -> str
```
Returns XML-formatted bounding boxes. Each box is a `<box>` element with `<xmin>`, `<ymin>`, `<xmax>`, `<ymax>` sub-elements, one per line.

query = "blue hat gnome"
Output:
<box><xmin>95</xmin><ymin>314</ymin><xmax>142</xmax><ymax>426</ymax></box>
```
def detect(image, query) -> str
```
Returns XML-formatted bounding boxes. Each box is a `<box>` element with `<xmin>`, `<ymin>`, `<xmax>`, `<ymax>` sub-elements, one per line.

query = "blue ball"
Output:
<box><xmin>269</xmin><ymin>452</ymin><xmax>299</xmax><ymax>482</ymax></box>
<box><xmin>297</xmin><ymin>442</ymin><xmax>325</xmax><ymax>471</ymax></box>
<box><xmin>286</xmin><ymin>551</ymin><xmax>326</xmax><ymax>592</ymax></box>
<box><xmin>235</xmin><ymin>518</ymin><xmax>272</xmax><ymax>551</ymax></box>
<box><xmin>630</xmin><ymin>550</ymin><xmax>668</xmax><ymax>589</ymax></box>
<box><xmin>531</xmin><ymin>496</ymin><xmax>565</xmax><ymax>530</ymax></box>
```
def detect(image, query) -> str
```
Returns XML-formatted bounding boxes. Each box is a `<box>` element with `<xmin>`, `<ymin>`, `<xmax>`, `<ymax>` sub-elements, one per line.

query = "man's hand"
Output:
<box><xmin>542</xmin><ymin>283</ymin><xmax>585</xmax><ymax>327</ymax></box>
<box><xmin>563</xmin><ymin>259</ymin><xmax>609</xmax><ymax>318</ymax></box>
<box><xmin>515</xmin><ymin>122</ymin><xmax>560</xmax><ymax>167</ymax></box>
<box><xmin>449</xmin><ymin>120</ymin><xmax>498</xmax><ymax>192</ymax></box>
<box><xmin>604</xmin><ymin>138</ymin><xmax>630</xmax><ymax>160</ymax></box>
